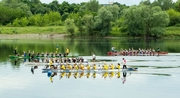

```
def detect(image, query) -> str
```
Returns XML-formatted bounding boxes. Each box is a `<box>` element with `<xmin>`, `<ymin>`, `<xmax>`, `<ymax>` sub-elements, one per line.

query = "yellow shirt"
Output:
<box><xmin>80</xmin><ymin>64</ymin><xmax>84</xmax><ymax>70</ymax></box>
<box><xmin>74</xmin><ymin>65</ymin><xmax>78</xmax><ymax>70</ymax></box>
<box><xmin>111</xmin><ymin>64</ymin><xmax>115</xmax><ymax>69</ymax></box>
<box><xmin>61</xmin><ymin>65</ymin><xmax>65</xmax><ymax>70</ymax></box>
<box><xmin>104</xmin><ymin>64</ymin><xmax>108</xmax><ymax>70</ymax></box>
<box><xmin>87</xmin><ymin>65</ymin><xmax>91</xmax><ymax>70</ymax></box>
<box><xmin>49</xmin><ymin>61</ymin><xmax>53</xmax><ymax>66</ymax></box>
<box><xmin>68</xmin><ymin>65</ymin><xmax>72</xmax><ymax>70</ymax></box>
<box><xmin>117</xmin><ymin>64</ymin><xmax>120</xmax><ymax>70</ymax></box>
<box><xmin>93</xmin><ymin>65</ymin><xmax>97</xmax><ymax>70</ymax></box>
<box><xmin>66</xmin><ymin>48</ymin><xmax>69</xmax><ymax>53</ymax></box>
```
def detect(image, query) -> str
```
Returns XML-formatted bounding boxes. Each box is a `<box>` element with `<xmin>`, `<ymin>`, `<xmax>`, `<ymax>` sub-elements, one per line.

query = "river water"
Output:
<box><xmin>0</xmin><ymin>38</ymin><xmax>180</xmax><ymax>98</ymax></box>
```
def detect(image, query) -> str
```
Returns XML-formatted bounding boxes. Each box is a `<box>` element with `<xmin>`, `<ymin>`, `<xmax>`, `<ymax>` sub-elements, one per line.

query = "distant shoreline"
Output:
<box><xmin>0</xmin><ymin>34</ymin><xmax>67</xmax><ymax>39</ymax></box>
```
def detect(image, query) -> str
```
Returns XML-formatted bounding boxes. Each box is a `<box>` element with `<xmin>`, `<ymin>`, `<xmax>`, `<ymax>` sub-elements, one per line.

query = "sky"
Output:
<box><xmin>40</xmin><ymin>0</ymin><xmax>178</xmax><ymax>6</ymax></box>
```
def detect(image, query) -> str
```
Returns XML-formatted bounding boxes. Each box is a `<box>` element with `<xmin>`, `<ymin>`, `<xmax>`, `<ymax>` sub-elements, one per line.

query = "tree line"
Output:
<box><xmin>0</xmin><ymin>0</ymin><xmax>180</xmax><ymax>38</ymax></box>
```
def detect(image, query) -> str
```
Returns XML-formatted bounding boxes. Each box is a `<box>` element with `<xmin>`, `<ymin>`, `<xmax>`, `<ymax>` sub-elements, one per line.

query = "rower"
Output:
<box><xmin>103</xmin><ymin>63</ymin><xmax>108</xmax><ymax>70</ymax></box>
<box><xmin>67</xmin><ymin>64</ymin><xmax>72</xmax><ymax>70</ymax></box>
<box><xmin>56</xmin><ymin>45</ymin><xmax>59</xmax><ymax>54</ymax></box>
<box><xmin>79</xmin><ymin>63</ymin><xmax>84</xmax><ymax>70</ymax></box>
<box><xmin>49</xmin><ymin>60</ymin><xmax>53</xmax><ymax>66</ymax></box>
<box><xmin>23</xmin><ymin>51</ymin><xmax>26</xmax><ymax>57</ymax></box>
<box><xmin>66</xmin><ymin>48</ymin><xmax>69</xmax><ymax>56</ymax></box>
<box><xmin>74</xmin><ymin>64</ymin><xmax>78</xmax><ymax>70</ymax></box>
<box><xmin>116</xmin><ymin>63</ymin><xmax>121</xmax><ymax>70</ymax></box>
<box><xmin>92</xmin><ymin>64</ymin><xmax>97</xmax><ymax>70</ymax></box>
<box><xmin>110</xmin><ymin>63</ymin><xmax>115</xmax><ymax>70</ymax></box>
<box><xmin>86</xmin><ymin>64</ymin><xmax>91</xmax><ymax>70</ymax></box>
<box><xmin>61</xmin><ymin>64</ymin><xmax>65</xmax><ymax>70</ymax></box>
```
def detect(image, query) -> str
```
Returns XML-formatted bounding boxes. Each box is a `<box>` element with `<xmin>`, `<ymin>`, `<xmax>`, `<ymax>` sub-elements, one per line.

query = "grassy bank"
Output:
<box><xmin>0</xmin><ymin>26</ymin><xmax>66</xmax><ymax>34</ymax></box>
<box><xmin>0</xmin><ymin>26</ymin><xmax>180</xmax><ymax>38</ymax></box>
<box><xmin>110</xmin><ymin>26</ymin><xmax>180</xmax><ymax>38</ymax></box>
<box><xmin>165</xmin><ymin>26</ymin><xmax>180</xmax><ymax>38</ymax></box>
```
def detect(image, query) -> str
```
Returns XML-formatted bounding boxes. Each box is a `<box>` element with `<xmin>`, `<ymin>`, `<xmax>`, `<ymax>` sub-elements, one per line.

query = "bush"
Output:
<box><xmin>175</xmin><ymin>24</ymin><xmax>180</xmax><ymax>27</ymax></box>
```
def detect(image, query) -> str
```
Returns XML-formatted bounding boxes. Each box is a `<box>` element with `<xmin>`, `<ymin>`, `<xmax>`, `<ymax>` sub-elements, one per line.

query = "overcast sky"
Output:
<box><xmin>40</xmin><ymin>0</ymin><xmax>177</xmax><ymax>6</ymax></box>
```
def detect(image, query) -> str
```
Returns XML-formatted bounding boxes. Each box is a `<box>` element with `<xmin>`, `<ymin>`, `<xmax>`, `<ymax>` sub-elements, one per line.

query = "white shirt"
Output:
<box><xmin>92</xmin><ymin>54</ymin><xmax>96</xmax><ymax>59</ymax></box>
<box><xmin>122</xmin><ymin>59</ymin><xmax>126</xmax><ymax>65</ymax></box>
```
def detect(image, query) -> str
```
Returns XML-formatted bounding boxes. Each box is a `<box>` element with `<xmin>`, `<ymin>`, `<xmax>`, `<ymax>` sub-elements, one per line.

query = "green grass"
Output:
<box><xmin>0</xmin><ymin>26</ymin><xmax>66</xmax><ymax>34</ymax></box>
<box><xmin>0</xmin><ymin>26</ymin><xmax>180</xmax><ymax>38</ymax></box>
<box><xmin>165</xmin><ymin>26</ymin><xmax>180</xmax><ymax>35</ymax></box>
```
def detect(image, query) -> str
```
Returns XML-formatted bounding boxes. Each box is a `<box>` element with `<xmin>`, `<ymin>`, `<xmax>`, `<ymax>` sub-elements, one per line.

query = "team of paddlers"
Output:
<box><xmin>44</xmin><ymin>62</ymin><xmax>122</xmax><ymax>71</ymax></box>
<box><xmin>111</xmin><ymin>47</ymin><xmax>162</xmax><ymax>56</ymax></box>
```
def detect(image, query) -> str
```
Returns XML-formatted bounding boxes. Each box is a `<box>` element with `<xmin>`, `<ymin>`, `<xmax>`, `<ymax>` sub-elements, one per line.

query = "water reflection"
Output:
<box><xmin>42</xmin><ymin>71</ymin><xmax>133</xmax><ymax>83</ymax></box>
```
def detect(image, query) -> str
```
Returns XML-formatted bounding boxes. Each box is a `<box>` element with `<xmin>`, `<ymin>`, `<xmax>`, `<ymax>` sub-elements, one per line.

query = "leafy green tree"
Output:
<box><xmin>152</xmin><ymin>0</ymin><xmax>174</xmax><ymax>10</ymax></box>
<box><xmin>65</xmin><ymin>19</ymin><xmax>76</xmax><ymax>36</ymax></box>
<box><xmin>19</xmin><ymin>17</ymin><xmax>29</xmax><ymax>26</ymax></box>
<box><xmin>105</xmin><ymin>4</ymin><xmax>120</xmax><ymax>21</ymax></box>
<box><xmin>85</xmin><ymin>0</ymin><xmax>99</xmax><ymax>12</ymax></box>
<box><xmin>82</xmin><ymin>14</ymin><xmax>95</xmax><ymax>36</ymax></box>
<box><xmin>44</xmin><ymin>11</ymin><xmax>61</xmax><ymax>23</ymax></box>
<box><xmin>139</xmin><ymin>0</ymin><xmax>151</xmax><ymax>5</ymax></box>
<box><xmin>1</xmin><ymin>0</ymin><xmax>32</xmax><ymax>16</ymax></box>
<box><xmin>76</xmin><ymin>17</ymin><xmax>85</xmax><ymax>36</ymax></box>
<box><xmin>94</xmin><ymin>7</ymin><xmax>113</xmax><ymax>36</ymax></box>
<box><xmin>61</xmin><ymin>12</ymin><xmax>69</xmax><ymax>21</ymax></box>
<box><xmin>174</xmin><ymin>0</ymin><xmax>180</xmax><ymax>12</ymax></box>
<box><xmin>123</xmin><ymin>5</ymin><xmax>169</xmax><ymax>38</ymax></box>
<box><xmin>48</xmin><ymin>0</ymin><xmax>59</xmax><ymax>11</ymax></box>
<box><xmin>12</xmin><ymin>18</ymin><xmax>20</xmax><ymax>27</ymax></box>
<box><xmin>0</xmin><ymin>5</ymin><xmax>25</xmax><ymax>25</ymax></box>
<box><xmin>167</xmin><ymin>8</ymin><xmax>180</xmax><ymax>26</ymax></box>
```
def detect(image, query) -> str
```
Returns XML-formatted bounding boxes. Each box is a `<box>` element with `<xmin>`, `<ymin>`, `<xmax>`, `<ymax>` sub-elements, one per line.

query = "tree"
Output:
<box><xmin>152</xmin><ymin>0</ymin><xmax>174</xmax><ymax>10</ymax></box>
<box><xmin>123</xmin><ymin>5</ymin><xmax>169</xmax><ymax>38</ymax></box>
<box><xmin>105</xmin><ymin>4</ymin><xmax>120</xmax><ymax>21</ymax></box>
<box><xmin>139</xmin><ymin>0</ymin><xmax>151</xmax><ymax>5</ymax></box>
<box><xmin>82</xmin><ymin>14</ymin><xmax>95</xmax><ymax>36</ymax></box>
<box><xmin>0</xmin><ymin>5</ymin><xmax>25</xmax><ymax>25</ymax></box>
<box><xmin>65</xmin><ymin>19</ymin><xmax>76</xmax><ymax>36</ymax></box>
<box><xmin>1</xmin><ymin>0</ymin><xmax>32</xmax><ymax>16</ymax></box>
<box><xmin>167</xmin><ymin>8</ymin><xmax>180</xmax><ymax>26</ymax></box>
<box><xmin>174</xmin><ymin>0</ymin><xmax>180</xmax><ymax>12</ymax></box>
<box><xmin>85</xmin><ymin>0</ymin><xmax>99</xmax><ymax>12</ymax></box>
<box><xmin>94</xmin><ymin>7</ymin><xmax>113</xmax><ymax>36</ymax></box>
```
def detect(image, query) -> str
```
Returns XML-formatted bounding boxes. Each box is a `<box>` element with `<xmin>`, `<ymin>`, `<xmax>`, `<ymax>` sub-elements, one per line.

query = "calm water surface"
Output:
<box><xmin>0</xmin><ymin>38</ymin><xmax>180</xmax><ymax>98</ymax></box>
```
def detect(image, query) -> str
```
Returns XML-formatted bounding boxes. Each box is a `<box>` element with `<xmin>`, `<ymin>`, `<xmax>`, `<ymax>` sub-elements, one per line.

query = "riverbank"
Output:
<box><xmin>0</xmin><ymin>34</ymin><xmax>67</xmax><ymax>39</ymax></box>
<box><xmin>0</xmin><ymin>26</ymin><xmax>180</xmax><ymax>39</ymax></box>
